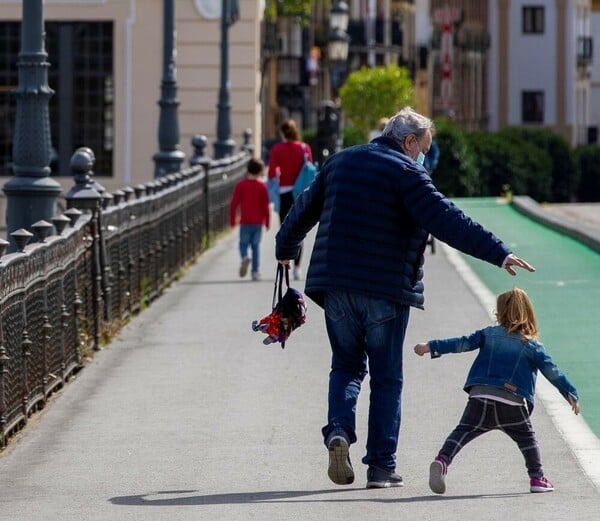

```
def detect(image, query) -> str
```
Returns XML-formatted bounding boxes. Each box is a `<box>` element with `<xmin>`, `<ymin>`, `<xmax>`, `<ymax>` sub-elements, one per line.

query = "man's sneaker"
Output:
<box><xmin>326</xmin><ymin>430</ymin><xmax>354</xmax><ymax>485</ymax></box>
<box><xmin>239</xmin><ymin>257</ymin><xmax>250</xmax><ymax>277</ymax></box>
<box><xmin>251</xmin><ymin>271</ymin><xmax>261</xmax><ymax>281</ymax></box>
<box><xmin>429</xmin><ymin>456</ymin><xmax>448</xmax><ymax>494</ymax></box>
<box><xmin>366</xmin><ymin>466</ymin><xmax>404</xmax><ymax>488</ymax></box>
<box><xmin>530</xmin><ymin>476</ymin><xmax>554</xmax><ymax>493</ymax></box>
<box><xmin>293</xmin><ymin>266</ymin><xmax>302</xmax><ymax>280</ymax></box>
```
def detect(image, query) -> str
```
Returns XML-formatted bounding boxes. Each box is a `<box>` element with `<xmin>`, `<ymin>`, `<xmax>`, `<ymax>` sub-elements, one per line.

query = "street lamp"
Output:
<box><xmin>330</xmin><ymin>1</ymin><xmax>350</xmax><ymax>35</ymax></box>
<box><xmin>3</xmin><ymin>0</ymin><xmax>62</xmax><ymax>253</ymax></box>
<box><xmin>153</xmin><ymin>0</ymin><xmax>185</xmax><ymax>178</ymax></box>
<box><xmin>315</xmin><ymin>1</ymin><xmax>350</xmax><ymax>163</ymax></box>
<box><xmin>214</xmin><ymin>0</ymin><xmax>239</xmax><ymax>159</ymax></box>
<box><xmin>328</xmin><ymin>1</ymin><xmax>350</xmax><ymax>97</ymax></box>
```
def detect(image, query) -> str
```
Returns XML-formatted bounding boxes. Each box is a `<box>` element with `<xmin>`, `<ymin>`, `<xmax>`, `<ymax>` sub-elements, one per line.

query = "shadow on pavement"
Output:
<box><xmin>109</xmin><ymin>489</ymin><xmax>527</xmax><ymax>506</ymax></box>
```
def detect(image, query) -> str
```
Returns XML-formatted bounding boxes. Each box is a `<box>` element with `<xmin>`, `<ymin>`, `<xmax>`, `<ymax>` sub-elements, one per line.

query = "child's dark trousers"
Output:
<box><xmin>438</xmin><ymin>397</ymin><xmax>543</xmax><ymax>478</ymax></box>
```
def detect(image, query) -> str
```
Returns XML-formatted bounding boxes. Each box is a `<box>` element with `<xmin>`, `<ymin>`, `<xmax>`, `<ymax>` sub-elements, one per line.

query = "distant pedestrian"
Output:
<box><xmin>414</xmin><ymin>287</ymin><xmax>580</xmax><ymax>494</ymax></box>
<box><xmin>229</xmin><ymin>158</ymin><xmax>270</xmax><ymax>281</ymax></box>
<box><xmin>268</xmin><ymin>119</ymin><xmax>313</xmax><ymax>280</ymax></box>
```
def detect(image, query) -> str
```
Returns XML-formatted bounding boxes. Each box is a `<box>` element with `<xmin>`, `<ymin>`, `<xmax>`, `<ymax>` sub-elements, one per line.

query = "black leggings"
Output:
<box><xmin>438</xmin><ymin>397</ymin><xmax>543</xmax><ymax>478</ymax></box>
<box><xmin>278</xmin><ymin>192</ymin><xmax>302</xmax><ymax>266</ymax></box>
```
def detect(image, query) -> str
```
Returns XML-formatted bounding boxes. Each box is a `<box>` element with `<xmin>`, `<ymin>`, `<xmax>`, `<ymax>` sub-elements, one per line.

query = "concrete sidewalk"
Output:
<box><xmin>0</xmin><ymin>211</ymin><xmax>598</xmax><ymax>521</ymax></box>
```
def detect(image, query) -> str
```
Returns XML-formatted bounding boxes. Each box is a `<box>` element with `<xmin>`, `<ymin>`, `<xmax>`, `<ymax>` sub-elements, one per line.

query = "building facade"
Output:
<box><xmin>427</xmin><ymin>0</ymin><xmax>594</xmax><ymax>145</ymax></box>
<box><xmin>429</xmin><ymin>0</ymin><xmax>490</xmax><ymax>130</ymax></box>
<box><xmin>0</xmin><ymin>0</ymin><xmax>263</xmax><ymax>198</ymax></box>
<box><xmin>590</xmin><ymin>0</ymin><xmax>600</xmax><ymax>143</ymax></box>
<box><xmin>488</xmin><ymin>0</ymin><xmax>593</xmax><ymax>145</ymax></box>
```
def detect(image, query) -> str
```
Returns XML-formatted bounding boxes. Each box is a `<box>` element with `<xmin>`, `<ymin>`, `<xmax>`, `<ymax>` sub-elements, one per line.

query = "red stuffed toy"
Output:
<box><xmin>252</xmin><ymin>267</ymin><xmax>307</xmax><ymax>348</ymax></box>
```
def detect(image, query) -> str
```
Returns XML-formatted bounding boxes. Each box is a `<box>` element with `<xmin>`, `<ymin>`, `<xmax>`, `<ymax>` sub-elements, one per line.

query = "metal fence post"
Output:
<box><xmin>64</xmin><ymin>151</ymin><xmax>103</xmax><ymax>351</ymax></box>
<box><xmin>190</xmin><ymin>135</ymin><xmax>212</xmax><ymax>248</ymax></box>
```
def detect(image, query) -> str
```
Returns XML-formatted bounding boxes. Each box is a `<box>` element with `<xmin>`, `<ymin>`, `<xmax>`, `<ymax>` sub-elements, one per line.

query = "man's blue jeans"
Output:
<box><xmin>322</xmin><ymin>290</ymin><xmax>410</xmax><ymax>471</ymax></box>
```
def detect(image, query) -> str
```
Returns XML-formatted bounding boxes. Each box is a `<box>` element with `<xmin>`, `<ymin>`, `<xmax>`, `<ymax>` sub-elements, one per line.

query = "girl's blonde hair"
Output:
<box><xmin>496</xmin><ymin>287</ymin><xmax>538</xmax><ymax>340</ymax></box>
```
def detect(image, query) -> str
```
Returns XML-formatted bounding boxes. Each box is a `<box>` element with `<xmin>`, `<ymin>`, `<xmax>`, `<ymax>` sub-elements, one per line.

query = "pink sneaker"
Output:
<box><xmin>530</xmin><ymin>476</ymin><xmax>554</xmax><ymax>493</ymax></box>
<box><xmin>429</xmin><ymin>456</ymin><xmax>448</xmax><ymax>494</ymax></box>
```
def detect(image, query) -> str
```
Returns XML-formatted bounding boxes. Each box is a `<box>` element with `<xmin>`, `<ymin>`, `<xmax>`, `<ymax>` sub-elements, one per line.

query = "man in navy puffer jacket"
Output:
<box><xmin>275</xmin><ymin>107</ymin><xmax>535</xmax><ymax>489</ymax></box>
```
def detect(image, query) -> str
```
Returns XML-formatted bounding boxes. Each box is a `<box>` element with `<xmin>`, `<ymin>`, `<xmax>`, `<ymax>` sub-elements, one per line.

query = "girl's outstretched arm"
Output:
<box><xmin>414</xmin><ymin>343</ymin><xmax>430</xmax><ymax>356</ymax></box>
<box><xmin>568</xmin><ymin>394</ymin><xmax>580</xmax><ymax>415</ymax></box>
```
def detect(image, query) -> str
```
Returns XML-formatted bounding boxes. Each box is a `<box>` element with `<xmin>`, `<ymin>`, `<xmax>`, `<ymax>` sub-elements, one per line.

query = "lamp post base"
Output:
<box><xmin>153</xmin><ymin>150</ymin><xmax>186</xmax><ymax>178</ymax></box>
<box><xmin>213</xmin><ymin>139</ymin><xmax>236</xmax><ymax>160</ymax></box>
<box><xmin>3</xmin><ymin>175</ymin><xmax>62</xmax><ymax>253</ymax></box>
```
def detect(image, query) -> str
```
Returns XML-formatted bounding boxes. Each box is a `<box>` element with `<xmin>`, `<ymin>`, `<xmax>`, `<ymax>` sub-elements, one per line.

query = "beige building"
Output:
<box><xmin>428</xmin><ymin>0</ymin><xmax>490</xmax><ymax>130</ymax></box>
<box><xmin>425</xmin><ymin>0</ymin><xmax>594</xmax><ymax>144</ymax></box>
<box><xmin>590</xmin><ymin>0</ymin><xmax>600</xmax><ymax>143</ymax></box>
<box><xmin>0</xmin><ymin>0</ymin><xmax>263</xmax><ymax>199</ymax></box>
<box><xmin>488</xmin><ymin>0</ymin><xmax>593</xmax><ymax>145</ymax></box>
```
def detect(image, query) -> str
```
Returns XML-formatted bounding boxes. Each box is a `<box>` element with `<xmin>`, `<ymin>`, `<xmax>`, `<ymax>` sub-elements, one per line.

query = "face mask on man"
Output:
<box><xmin>403</xmin><ymin>135</ymin><xmax>426</xmax><ymax>166</ymax></box>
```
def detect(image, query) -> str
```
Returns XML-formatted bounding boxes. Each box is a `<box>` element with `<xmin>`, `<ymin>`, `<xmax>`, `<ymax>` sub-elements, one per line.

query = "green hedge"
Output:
<box><xmin>315</xmin><ymin>118</ymin><xmax>589</xmax><ymax>203</ymax></box>
<box><xmin>430</xmin><ymin>119</ymin><xmax>478</xmax><ymax>197</ymax></box>
<box><xmin>574</xmin><ymin>145</ymin><xmax>600</xmax><ymax>201</ymax></box>
<box><xmin>496</xmin><ymin>127</ymin><xmax>577</xmax><ymax>202</ymax></box>
<box><xmin>432</xmin><ymin>124</ymin><xmax>580</xmax><ymax>203</ymax></box>
<box><xmin>466</xmin><ymin>131</ymin><xmax>552</xmax><ymax>201</ymax></box>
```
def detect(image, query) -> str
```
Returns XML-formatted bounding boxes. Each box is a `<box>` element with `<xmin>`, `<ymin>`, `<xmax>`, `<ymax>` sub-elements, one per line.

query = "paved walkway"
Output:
<box><xmin>0</xmin><ymin>207</ymin><xmax>598</xmax><ymax>521</ymax></box>
<box><xmin>545</xmin><ymin>202</ymin><xmax>600</xmax><ymax>230</ymax></box>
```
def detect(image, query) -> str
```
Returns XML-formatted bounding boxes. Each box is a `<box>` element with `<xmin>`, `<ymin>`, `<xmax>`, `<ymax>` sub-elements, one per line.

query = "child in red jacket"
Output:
<box><xmin>229</xmin><ymin>158</ymin><xmax>270</xmax><ymax>280</ymax></box>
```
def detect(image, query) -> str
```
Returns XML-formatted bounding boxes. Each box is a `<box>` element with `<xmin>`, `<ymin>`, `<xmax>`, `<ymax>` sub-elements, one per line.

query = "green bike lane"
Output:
<box><xmin>450</xmin><ymin>198</ymin><xmax>600</xmax><ymax>438</ymax></box>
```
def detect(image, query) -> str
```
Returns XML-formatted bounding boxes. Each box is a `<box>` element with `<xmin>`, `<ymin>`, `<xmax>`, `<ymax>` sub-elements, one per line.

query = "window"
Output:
<box><xmin>0</xmin><ymin>22</ymin><xmax>114</xmax><ymax>177</ymax></box>
<box><xmin>522</xmin><ymin>91</ymin><xmax>544</xmax><ymax>123</ymax></box>
<box><xmin>523</xmin><ymin>6</ymin><xmax>544</xmax><ymax>34</ymax></box>
<box><xmin>0</xmin><ymin>23</ymin><xmax>20</xmax><ymax>177</ymax></box>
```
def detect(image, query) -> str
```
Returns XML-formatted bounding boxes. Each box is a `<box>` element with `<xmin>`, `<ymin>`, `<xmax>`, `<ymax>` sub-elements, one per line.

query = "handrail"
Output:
<box><xmin>0</xmin><ymin>146</ymin><xmax>250</xmax><ymax>448</ymax></box>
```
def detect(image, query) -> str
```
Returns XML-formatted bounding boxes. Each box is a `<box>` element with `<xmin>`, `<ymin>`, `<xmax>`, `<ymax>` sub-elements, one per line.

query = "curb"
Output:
<box><xmin>512</xmin><ymin>196</ymin><xmax>600</xmax><ymax>253</ymax></box>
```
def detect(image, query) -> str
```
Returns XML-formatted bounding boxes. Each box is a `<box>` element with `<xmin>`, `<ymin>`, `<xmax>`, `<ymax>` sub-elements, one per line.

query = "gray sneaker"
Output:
<box><xmin>429</xmin><ymin>457</ymin><xmax>447</xmax><ymax>494</ymax></box>
<box><xmin>327</xmin><ymin>430</ymin><xmax>354</xmax><ymax>485</ymax></box>
<box><xmin>366</xmin><ymin>466</ymin><xmax>404</xmax><ymax>488</ymax></box>
<box><xmin>239</xmin><ymin>257</ymin><xmax>250</xmax><ymax>277</ymax></box>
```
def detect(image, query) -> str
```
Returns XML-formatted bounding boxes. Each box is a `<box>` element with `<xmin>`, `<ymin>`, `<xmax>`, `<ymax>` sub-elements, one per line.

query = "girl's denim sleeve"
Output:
<box><xmin>533</xmin><ymin>343</ymin><xmax>579</xmax><ymax>402</ymax></box>
<box><xmin>429</xmin><ymin>329</ymin><xmax>486</xmax><ymax>359</ymax></box>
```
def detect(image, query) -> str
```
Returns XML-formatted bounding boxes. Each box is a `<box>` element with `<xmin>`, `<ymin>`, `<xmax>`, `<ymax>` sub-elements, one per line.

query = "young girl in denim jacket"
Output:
<box><xmin>414</xmin><ymin>287</ymin><xmax>580</xmax><ymax>494</ymax></box>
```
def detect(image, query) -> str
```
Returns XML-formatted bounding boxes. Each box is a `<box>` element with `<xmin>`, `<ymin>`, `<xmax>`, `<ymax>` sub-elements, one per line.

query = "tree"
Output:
<box><xmin>338</xmin><ymin>65</ymin><xmax>415</xmax><ymax>140</ymax></box>
<box><xmin>264</xmin><ymin>0</ymin><xmax>313</xmax><ymax>20</ymax></box>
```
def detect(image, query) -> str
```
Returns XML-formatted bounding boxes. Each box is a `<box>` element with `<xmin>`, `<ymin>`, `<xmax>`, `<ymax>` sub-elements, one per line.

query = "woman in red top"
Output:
<box><xmin>268</xmin><ymin>119</ymin><xmax>313</xmax><ymax>280</ymax></box>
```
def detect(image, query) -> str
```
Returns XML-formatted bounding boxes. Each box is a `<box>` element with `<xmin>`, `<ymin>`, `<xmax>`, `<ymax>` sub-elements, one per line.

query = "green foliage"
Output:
<box><xmin>342</xmin><ymin>126</ymin><xmax>364</xmax><ymax>147</ymax></box>
<box><xmin>496</xmin><ymin>127</ymin><xmax>577</xmax><ymax>202</ymax></box>
<box><xmin>574</xmin><ymin>145</ymin><xmax>600</xmax><ymax>201</ymax></box>
<box><xmin>467</xmin><ymin>132</ymin><xmax>552</xmax><ymax>201</ymax></box>
<box><xmin>432</xmin><ymin>119</ymin><xmax>478</xmax><ymax>197</ymax></box>
<box><xmin>301</xmin><ymin>127</ymin><xmax>317</xmax><ymax>152</ymax></box>
<box><xmin>338</xmin><ymin>65</ymin><xmax>415</xmax><ymax>140</ymax></box>
<box><xmin>264</xmin><ymin>0</ymin><xmax>314</xmax><ymax>20</ymax></box>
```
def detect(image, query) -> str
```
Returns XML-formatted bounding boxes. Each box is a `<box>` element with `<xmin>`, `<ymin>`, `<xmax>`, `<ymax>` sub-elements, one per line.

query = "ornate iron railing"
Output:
<box><xmin>0</xmin><ymin>138</ymin><xmax>250</xmax><ymax>447</ymax></box>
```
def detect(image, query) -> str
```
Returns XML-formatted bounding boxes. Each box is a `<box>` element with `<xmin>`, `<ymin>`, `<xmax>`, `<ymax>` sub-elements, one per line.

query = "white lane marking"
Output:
<box><xmin>441</xmin><ymin>242</ymin><xmax>600</xmax><ymax>490</ymax></box>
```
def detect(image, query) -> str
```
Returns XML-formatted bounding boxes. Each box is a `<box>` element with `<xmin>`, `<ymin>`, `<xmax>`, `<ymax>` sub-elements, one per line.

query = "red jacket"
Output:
<box><xmin>268</xmin><ymin>141</ymin><xmax>313</xmax><ymax>188</ymax></box>
<box><xmin>229</xmin><ymin>177</ymin><xmax>270</xmax><ymax>228</ymax></box>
